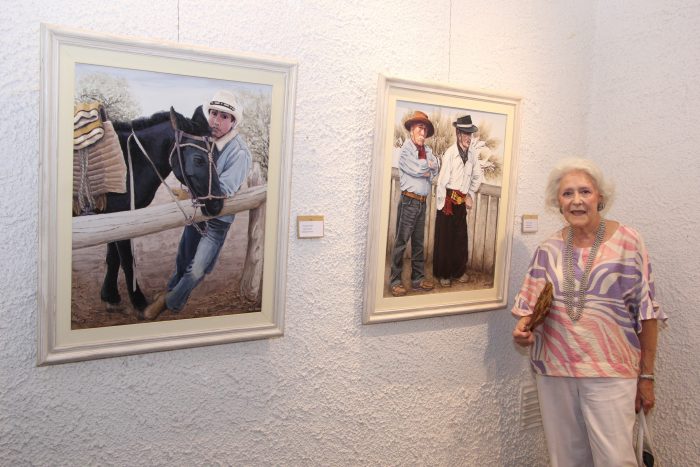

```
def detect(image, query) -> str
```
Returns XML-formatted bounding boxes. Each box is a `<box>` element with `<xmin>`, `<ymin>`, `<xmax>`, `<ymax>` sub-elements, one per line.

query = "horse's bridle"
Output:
<box><xmin>170</xmin><ymin>129</ymin><xmax>227</xmax><ymax>204</ymax></box>
<box><xmin>127</xmin><ymin>128</ymin><xmax>224</xmax><ymax>239</ymax></box>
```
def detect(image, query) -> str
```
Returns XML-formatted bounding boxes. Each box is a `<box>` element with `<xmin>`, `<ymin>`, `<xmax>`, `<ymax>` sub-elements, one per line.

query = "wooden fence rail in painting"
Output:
<box><xmin>386</xmin><ymin>167</ymin><xmax>501</xmax><ymax>275</ymax></box>
<box><xmin>73</xmin><ymin>162</ymin><xmax>267</xmax><ymax>304</ymax></box>
<box><xmin>71</xmin><ymin>185</ymin><xmax>267</xmax><ymax>250</ymax></box>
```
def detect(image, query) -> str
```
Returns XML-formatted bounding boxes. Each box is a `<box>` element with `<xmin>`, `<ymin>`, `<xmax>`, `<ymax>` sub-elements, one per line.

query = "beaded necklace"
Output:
<box><xmin>563</xmin><ymin>219</ymin><xmax>606</xmax><ymax>321</ymax></box>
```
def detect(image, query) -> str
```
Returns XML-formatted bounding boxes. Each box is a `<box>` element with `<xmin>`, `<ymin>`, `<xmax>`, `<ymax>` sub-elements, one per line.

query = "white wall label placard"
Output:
<box><xmin>521</xmin><ymin>214</ymin><xmax>538</xmax><ymax>233</ymax></box>
<box><xmin>297</xmin><ymin>215</ymin><xmax>324</xmax><ymax>238</ymax></box>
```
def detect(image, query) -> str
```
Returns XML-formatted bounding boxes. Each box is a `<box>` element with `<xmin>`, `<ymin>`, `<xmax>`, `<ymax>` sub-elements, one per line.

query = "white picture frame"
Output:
<box><xmin>38</xmin><ymin>24</ymin><xmax>297</xmax><ymax>364</ymax></box>
<box><xmin>363</xmin><ymin>75</ymin><xmax>521</xmax><ymax>324</ymax></box>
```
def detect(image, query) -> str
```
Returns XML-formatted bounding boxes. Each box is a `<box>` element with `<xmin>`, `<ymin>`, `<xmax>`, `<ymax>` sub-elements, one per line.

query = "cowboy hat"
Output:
<box><xmin>203</xmin><ymin>90</ymin><xmax>243</xmax><ymax>127</ymax></box>
<box><xmin>403</xmin><ymin>111</ymin><xmax>435</xmax><ymax>137</ymax></box>
<box><xmin>453</xmin><ymin>115</ymin><xmax>478</xmax><ymax>133</ymax></box>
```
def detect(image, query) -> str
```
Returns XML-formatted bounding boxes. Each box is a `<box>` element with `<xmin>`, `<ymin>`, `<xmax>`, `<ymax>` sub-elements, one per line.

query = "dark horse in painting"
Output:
<box><xmin>101</xmin><ymin>106</ymin><xmax>224</xmax><ymax>315</ymax></box>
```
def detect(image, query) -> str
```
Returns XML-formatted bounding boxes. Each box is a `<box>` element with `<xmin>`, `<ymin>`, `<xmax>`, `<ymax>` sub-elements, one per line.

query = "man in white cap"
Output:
<box><xmin>433</xmin><ymin>115</ymin><xmax>483</xmax><ymax>287</ymax></box>
<box><xmin>144</xmin><ymin>90</ymin><xmax>252</xmax><ymax>319</ymax></box>
<box><xmin>389</xmin><ymin>110</ymin><xmax>439</xmax><ymax>297</ymax></box>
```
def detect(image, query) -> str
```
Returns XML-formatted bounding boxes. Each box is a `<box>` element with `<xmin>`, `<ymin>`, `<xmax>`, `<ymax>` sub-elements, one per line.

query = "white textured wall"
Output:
<box><xmin>586</xmin><ymin>1</ymin><xmax>700</xmax><ymax>464</ymax></box>
<box><xmin>0</xmin><ymin>0</ymin><xmax>697</xmax><ymax>465</ymax></box>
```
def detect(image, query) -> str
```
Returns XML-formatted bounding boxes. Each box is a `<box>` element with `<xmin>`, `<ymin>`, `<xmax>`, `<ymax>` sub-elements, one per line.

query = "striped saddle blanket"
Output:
<box><xmin>73</xmin><ymin>102</ymin><xmax>127</xmax><ymax>215</ymax></box>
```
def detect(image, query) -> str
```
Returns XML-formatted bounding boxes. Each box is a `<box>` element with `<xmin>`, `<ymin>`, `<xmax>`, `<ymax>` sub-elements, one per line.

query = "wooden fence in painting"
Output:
<box><xmin>71</xmin><ymin>185</ymin><xmax>266</xmax><ymax>250</ymax></box>
<box><xmin>72</xmin><ymin>163</ymin><xmax>267</xmax><ymax>303</ymax></box>
<box><xmin>386</xmin><ymin>167</ymin><xmax>501</xmax><ymax>275</ymax></box>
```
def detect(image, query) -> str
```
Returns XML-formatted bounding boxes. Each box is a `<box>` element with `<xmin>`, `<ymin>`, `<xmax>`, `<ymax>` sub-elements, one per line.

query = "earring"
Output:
<box><xmin>559</xmin><ymin>207</ymin><xmax>563</xmax><ymax>214</ymax></box>
<box><xmin>597</xmin><ymin>202</ymin><xmax>605</xmax><ymax>212</ymax></box>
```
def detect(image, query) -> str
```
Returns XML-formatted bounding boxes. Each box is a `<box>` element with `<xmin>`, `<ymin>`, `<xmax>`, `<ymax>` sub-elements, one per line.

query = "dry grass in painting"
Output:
<box><xmin>393</xmin><ymin>110</ymin><xmax>503</xmax><ymax>183</ymax></box>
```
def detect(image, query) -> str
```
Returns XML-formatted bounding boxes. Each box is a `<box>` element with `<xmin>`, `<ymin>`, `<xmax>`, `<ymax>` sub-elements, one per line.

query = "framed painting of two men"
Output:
<box><xmin>363</xmin><ymin>75</ymin><xmax>521</xmax><ymax>323</ymax></box>
<box><xmin>38</xmin><ymin>25</ymin><xmax>296</xmax><ymax>364</ymax></box>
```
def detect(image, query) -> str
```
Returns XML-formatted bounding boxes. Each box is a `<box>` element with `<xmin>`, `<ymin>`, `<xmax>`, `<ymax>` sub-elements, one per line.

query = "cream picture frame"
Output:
<box><xmin>38</xmin><ymin>24</ymin><xmax>297</xmax><ymax>364</ymax></box>
<box><xmin>363</xmin><ymin>75</ymin><xmax>521</xmax><ymax>324</ymax></box>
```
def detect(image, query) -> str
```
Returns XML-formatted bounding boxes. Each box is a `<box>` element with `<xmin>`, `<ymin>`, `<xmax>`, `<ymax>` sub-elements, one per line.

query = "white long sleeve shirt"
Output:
<box><xmin>435</xmin><ymin>143</ymin><xmax>483</xmax><ymax>210</ymax></box>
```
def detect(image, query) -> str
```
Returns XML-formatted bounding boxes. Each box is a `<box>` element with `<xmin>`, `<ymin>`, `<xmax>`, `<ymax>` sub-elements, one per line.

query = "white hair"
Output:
<box><xmin>544</xmin><ymin>158</ymin><xmax>615</xmax><ymax>214</ymax></box>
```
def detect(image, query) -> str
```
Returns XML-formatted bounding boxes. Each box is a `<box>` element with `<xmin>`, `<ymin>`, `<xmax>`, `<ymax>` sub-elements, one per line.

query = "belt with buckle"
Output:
<box><xmin>448</xmin><ymin>188</ymin><xmax>465</xmax><ymax>205</ymax></box>
<box><xmin>401</xmin><ymin>190</ymin><xmax>426</xmax><ymax>203</ymax></box>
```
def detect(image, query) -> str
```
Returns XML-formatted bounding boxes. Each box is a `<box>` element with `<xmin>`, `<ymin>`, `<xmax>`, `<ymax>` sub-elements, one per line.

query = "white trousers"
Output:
<box><xmin>536</xmin><ymin>375</ymin><xmax>638</xmax><ymax>467</ymax></box>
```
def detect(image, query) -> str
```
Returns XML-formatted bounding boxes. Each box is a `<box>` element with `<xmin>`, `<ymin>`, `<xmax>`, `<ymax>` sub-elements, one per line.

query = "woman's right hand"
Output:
<box><xmin>513</xmin><ymin>316</ymin><xmax>535</xmax><ymax>347</ymax></box>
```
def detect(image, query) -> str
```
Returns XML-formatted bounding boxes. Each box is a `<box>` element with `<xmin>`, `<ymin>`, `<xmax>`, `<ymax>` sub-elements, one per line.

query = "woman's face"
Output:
<box><xmin>557</xmin><ymin>170</ymin><xmax>602</xmax><ymax>229</ymax></box>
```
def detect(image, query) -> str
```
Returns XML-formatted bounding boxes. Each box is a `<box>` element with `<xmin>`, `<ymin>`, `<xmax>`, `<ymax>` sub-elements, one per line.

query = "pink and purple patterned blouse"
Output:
<box><xmin>512</xmin><ymin>223</ymin><xmax>667</xmax><ymax>379</ymax></box>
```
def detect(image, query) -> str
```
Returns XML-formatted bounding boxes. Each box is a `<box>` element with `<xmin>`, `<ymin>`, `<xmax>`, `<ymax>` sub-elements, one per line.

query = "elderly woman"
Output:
<box><xmin>512</xmin><ymin>158</ymin><xmax>666</xmax><ymax>466</ymax></box>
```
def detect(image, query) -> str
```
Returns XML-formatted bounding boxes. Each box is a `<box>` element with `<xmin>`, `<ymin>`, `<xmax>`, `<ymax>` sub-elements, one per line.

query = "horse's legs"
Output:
<box><xmin>114</xmin><ymin>239</ymin><xmax>148</xmax><ymax>312</ymax></box>
<box><xmin>100</xmin><ymin>242</ymin><xmax>122</xmax><ymax>309</ymax></box>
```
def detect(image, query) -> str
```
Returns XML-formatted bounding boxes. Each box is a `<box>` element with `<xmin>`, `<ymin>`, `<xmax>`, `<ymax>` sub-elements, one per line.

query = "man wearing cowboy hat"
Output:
<box><xmin>144</xmin><ymin>90</ymin><xmax>252</xmax><ymax>320</ymax></box>
<box><xmin>433</xmin><ymin>115</ymin><xmax>483</xmax><ymax>287</ymax></box>
<box><xmin>389</xmin><ymin>110</ymin><xmax>439</xmax><ymax>297</ymax></box>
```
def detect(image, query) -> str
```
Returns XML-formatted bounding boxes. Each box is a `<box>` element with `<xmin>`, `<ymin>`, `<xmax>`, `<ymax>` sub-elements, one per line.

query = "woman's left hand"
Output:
<box><xmin>636</xmin><ymin>379</ymin><xmax>655</xmax><ymax>414</ymax></box>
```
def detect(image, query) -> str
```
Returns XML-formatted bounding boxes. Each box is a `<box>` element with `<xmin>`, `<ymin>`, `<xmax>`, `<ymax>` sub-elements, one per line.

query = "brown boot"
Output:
<box><xmin>143</xmin><ymin>293</ymin><xmax>167</xmax><ymax>320</ymax></box>
<box><xmin>411</xmin><ymin>279</ymin><xmax>434</xmax><ymax>291</ymax></box>
<box><xmin>391</xmin><ymin>284</ymin><xmax>407</xmax><ymax>297</ymax></box>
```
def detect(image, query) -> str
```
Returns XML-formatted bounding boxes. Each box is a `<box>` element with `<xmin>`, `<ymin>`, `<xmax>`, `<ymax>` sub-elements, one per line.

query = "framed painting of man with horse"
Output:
<box><xmin>363</xmin><ymin>75</ymin><xmax>521</xmax><ymax>324</ymax></box>
<box><xmin>38</xmin><ymin>24</ymin><xmax>296</xmax><ymax>364</ymax></box>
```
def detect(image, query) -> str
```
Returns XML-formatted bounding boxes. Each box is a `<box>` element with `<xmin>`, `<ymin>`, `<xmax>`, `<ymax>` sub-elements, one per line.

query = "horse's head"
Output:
<box><xmin>169</xmin><ymin>106</ymin><xmax>224</xmax><ymax>216</ymax></box>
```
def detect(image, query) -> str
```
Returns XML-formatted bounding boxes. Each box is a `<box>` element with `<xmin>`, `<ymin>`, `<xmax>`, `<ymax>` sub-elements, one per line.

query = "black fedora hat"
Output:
<box><xmin>453</xmin><ymin>115</ymin><xmax>478</xmax><ymax>133</ymax></box>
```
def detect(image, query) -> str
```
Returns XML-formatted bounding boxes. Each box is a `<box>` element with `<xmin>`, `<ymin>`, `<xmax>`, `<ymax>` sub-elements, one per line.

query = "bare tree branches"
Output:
<box><xmin>237</xmin><ymin>91</ymin><xmax>271</xmax><ymax>181</ymax></box>
<box><xmin>75</xmin><ymin>73</ymin><xmax>142</xmax><ymax>121</ymax></box>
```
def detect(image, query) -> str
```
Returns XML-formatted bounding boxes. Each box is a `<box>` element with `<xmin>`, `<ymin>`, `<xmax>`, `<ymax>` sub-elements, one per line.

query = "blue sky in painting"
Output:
<box><xmin>75</xmin><ymin>63</ymin><xmax>270</xmax><ymax>118</ymax></box>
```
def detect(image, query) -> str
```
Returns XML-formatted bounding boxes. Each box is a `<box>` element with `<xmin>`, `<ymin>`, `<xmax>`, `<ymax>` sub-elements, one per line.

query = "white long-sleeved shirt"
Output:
<box><xmin>435</xmin><ymin>143</ymin><xmax>483</xmax><ymax>210</ymax></box>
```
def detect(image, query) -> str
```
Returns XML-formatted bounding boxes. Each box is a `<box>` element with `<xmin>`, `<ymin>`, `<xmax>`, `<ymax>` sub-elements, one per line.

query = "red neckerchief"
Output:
<box><xmin>417</xmin><ymin>144</ymin><xmax>426</xmax><ymax>160</ymax></box>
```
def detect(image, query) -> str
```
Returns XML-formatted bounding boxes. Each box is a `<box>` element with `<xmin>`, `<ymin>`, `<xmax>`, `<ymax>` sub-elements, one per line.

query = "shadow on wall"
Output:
<box><xmin>482</xmin><ymin>235</ymin><xmax>549</xmax><ymax>465</ymax></box>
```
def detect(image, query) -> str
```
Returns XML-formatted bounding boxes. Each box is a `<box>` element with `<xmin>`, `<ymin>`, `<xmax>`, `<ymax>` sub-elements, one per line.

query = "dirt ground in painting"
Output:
<box><xmin>383</xmin><ymin>258</ymin><xmax>494</xmax><ymax>298</ymax></box>
<box><xmin>71</xmin><ymin>174</ymin><xmax>260</xmax><ymax>329</ymax></box>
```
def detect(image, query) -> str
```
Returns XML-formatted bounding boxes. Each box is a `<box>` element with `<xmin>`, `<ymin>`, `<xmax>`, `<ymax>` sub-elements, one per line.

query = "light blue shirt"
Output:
<box><xmin>398</xmin><ymin>138</ymin><xmax>439</xmax><ymax>196</ymax></box>
<box><xmin>216</xmin><ymin>131</ymin><xmax>252</xmax><ymax>223</ymax></box>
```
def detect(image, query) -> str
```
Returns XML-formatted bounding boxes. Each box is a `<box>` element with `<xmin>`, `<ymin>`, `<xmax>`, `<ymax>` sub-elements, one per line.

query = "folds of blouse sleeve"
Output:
<box><xmin>633</xmin><ymin>231</ymin><xmax>667</xmax><ymax>332</ymax></box>
<box><xmin>512</xmin><ymin>245</ymin><xmax>552</xmax><ymax>318</ymax></box>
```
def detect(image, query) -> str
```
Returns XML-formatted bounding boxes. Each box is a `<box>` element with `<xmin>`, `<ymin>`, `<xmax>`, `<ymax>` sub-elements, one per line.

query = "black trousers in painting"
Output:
<box><xmin>432</xmin><ymin>203</ymin><xmax>468</xmax><ymax>280</ymax></box>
